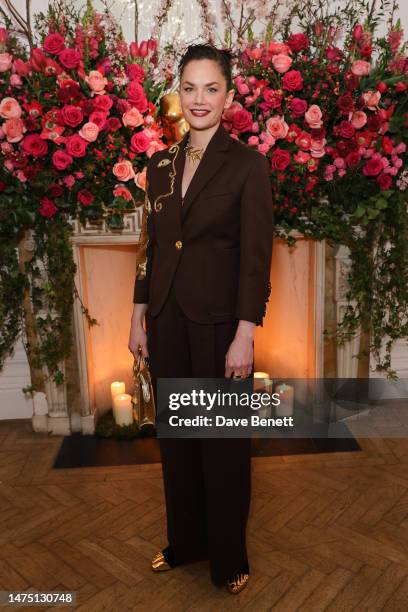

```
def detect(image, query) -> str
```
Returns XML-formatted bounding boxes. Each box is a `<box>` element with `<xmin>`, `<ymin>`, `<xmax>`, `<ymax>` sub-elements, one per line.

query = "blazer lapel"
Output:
<box><xmin>179</xmin><ymin>122</ymin><xmax>231</xmax><ymax>221</ymax></box>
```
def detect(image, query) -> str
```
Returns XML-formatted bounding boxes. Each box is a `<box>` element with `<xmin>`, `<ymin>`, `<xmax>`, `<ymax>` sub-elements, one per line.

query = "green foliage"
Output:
<box><xmin>95</xmin><ymin>409</ymin><xmax>156</xmax><ymax>439</ymax></box>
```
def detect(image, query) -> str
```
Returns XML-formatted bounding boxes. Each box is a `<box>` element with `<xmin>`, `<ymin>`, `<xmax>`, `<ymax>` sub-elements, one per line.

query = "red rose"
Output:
<box><xmin>382</xmin><ymin>136</ymin><xmax>394</xmax><ymax>155</ymax></box>
<box><xmin>339</xmin><ymin>121</ymin><xmax>355</xmax><ymax>139</ymax></box>
<box><xmin>127</xmin><ymin>81</ymin><xmax>148</xmax><ymax>112</ymax></box>
<box><xmin>126</xmin><ymin>63</ymin><xmax>145</xmax><ymax>82</ymax></box>
<box><xmin>48</xmin><ymin>184</ymin><xmax>63</xmax><ymax>197</ymax></box>
<box><xmin>367</xmin><ymin>114</ymin><xmax>381</xmax><ymax>131</ymax></box>
<box><xmin>345</xmin><ymin>74</ymin><xmax>360</xmax><ymax>91</ymax></box>
<box><xmin>338</xmin><ymin>93</ymin><xmax>354</xmax><ymax>113</ymax></box>
<box><xmin>395</xmin><ymin>82</ymin><xmax>407</xmax><ymax>93</ymax></box>
<box><xmin>78</xmin><ymin>189</ymin><xmax>94</xmax><ymax>206</ymax></box>
<box><xmin>377</xmin><ymin>173</ymin><xmax>392</xmax><ymax>190</ymax></box>
<box><xmin>30</xmin><ymin>48</ymin><xmax>47</xmax><ymax>72</ymax></box>
<box><xmin>326</xmin><ymin>47</ymin><xmax>343</xmax><ymax>62</ymax></box>
<box><xmin>363</xmin><ymin>158</ymin><xmax>383</xmax><ymax>176</ymax></box>
<box><xmin>106</xmin><ymin>117</ymin><xmax>121</xmax><ymax>132</ymax></box>
<box><xmin>52</xmin><ymin>150</ymin><xmax>73</xmax><ymax>170</ymax></box>
<box><xmin>93</xmin><ymin>94</ymin><xmax>113</xmax><ymax>112</ymax></box>
<box><xmin>0</xmin><ymin>181</ymin><xmax>7</xmax><ymax>192</ymax></box>
<box><xmin>377</xmin><ymin>82</ymin><xmax>388</xmax><ymax>94</ymax></box>
<box><xmin>289</xmin><ymin>97</ymin><xmax>307</xmax><ymax>117</ymax></box>
<box><xmin>232</xmin><ymin>109</ymin><xmax>252</xmax><ymax>132</ymax></box>
<box><xmin>89</xmin><ymin>111</ymin><xmax>108</xmax><ymax>129</ymax></box>
<box><xmin>360</xmin><ymin>45</ymin><xmax>373</xmax><ymax>59</ymax></box>
<box><xmin>43</xmin><ymin>33</ymin><xmax>65</xmax><ymax>55</ymax></box>
<box><xmin>58</xmin><ymin>48</ymin><xmax>81</xmax><ymax>70</ymax></box>
<box><xmin>287</xmin><ymin>33</ymin><xmax>310</xmax><ymax>52</ymax></box>
<box><xmin>346</xmin><ymin>151</ymin><xmax>361</xmax><ymax>167</ymax></box>
<box><xmin>282</xmin><ymin>70</ymin><xmax>304</xmax><ymax>91</ymax></box>
<box><xmin>39</xmin><ymin>197</ymin><xmax>58</xmax><ymax>218</ymax></box>
<box><xmin>21</xmin><ymin>134</ymin><xmax>48</xmax><ymax>157</ymax></box>
<box><xmin>65</xmin><ymin>134</ymin><xmax>87</xmax><ymax>158</ymax></box>
<box><xmin>130</xmin><ymin>132</ymin><xmax>150</xmax><ymax>153</ymax></box>
<box><xmin>61</xmin><ymin>105</ymin><xmax>84</xmax><ymax>127</ymax></box>
<box><xmin>271</xmin><ymin>148</ymin><xmax>291</xmax><ymax>171</ymax></box>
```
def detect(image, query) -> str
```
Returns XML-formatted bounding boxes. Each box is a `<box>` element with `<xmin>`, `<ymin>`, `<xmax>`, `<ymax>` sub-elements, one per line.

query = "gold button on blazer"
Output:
<box><xmin>133</xmin><ymin>122</ymin><xmax>274</xmax><ymax>326</ymax></box>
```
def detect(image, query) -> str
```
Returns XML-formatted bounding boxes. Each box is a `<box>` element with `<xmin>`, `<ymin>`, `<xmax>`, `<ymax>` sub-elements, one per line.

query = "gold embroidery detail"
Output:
<box><xmin>153</xmin><ymin>142</ymin><xmax>181</xmax><ymax>212</ymax></box>
<box><xmin>157</xmin><ymin>158</ymin><xmax>171</xmax><ymax>167</ymax></box>
<box><xmin>136</xmin><ymin>181</ymin><xmax>151</xmax><ymax>280</ymax></box>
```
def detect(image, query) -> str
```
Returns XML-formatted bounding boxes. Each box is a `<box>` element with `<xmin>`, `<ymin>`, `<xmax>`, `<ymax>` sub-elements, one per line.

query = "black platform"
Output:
<box><xmin>53</xmin><ymin>434</ymin><xmax>361</xmax><ymax>469</ymax></box>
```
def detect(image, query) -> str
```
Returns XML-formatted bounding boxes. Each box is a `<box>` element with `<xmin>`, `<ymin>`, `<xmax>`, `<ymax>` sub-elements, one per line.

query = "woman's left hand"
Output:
<box><xmin>225</xmin><ymin>321</ymin><xmax>255</xmax><ymax>378</ymax></box>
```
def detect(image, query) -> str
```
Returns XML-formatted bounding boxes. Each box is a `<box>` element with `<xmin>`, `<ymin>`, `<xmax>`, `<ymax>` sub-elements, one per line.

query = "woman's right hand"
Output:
<box><xmin>129</xmin><ymin>304</ymin><xmax>149</xmax><ymax>358</ymax></box>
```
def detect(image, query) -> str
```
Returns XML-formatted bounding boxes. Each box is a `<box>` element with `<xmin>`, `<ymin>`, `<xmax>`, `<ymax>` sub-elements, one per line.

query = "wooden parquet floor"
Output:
<box><xmin>2</xmin><ymin>420</ymin><xmax>408</xmax><ymax>611</ymax></box>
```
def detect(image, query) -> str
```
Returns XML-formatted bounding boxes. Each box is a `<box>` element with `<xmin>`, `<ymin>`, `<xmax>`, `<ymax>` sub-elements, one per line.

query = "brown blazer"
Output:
<box><xmin>133</xmin><ymin>122</ymin><xmax>274</xmax><ymax>326</ymax></box>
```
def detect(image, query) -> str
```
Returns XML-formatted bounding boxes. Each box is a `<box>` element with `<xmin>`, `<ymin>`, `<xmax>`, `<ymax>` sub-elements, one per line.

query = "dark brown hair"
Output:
<box><xmin>178</xmin><ymin>43</ymin><xmax>234</xmax><ymax>91</ymax></box>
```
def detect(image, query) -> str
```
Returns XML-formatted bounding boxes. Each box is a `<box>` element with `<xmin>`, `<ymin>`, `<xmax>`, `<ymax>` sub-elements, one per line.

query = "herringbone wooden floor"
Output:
<box><xmin>2</xmin><ymin>420</ymin><xmax>408</xmax><ymax>611</ymax></box>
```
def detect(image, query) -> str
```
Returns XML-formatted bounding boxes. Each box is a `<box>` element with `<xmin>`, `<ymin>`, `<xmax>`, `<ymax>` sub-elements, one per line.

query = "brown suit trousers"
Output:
<box><xmin>146</xmin><ymin>279</ymin><xmax>251</xmax><ymax>586</ymax></box>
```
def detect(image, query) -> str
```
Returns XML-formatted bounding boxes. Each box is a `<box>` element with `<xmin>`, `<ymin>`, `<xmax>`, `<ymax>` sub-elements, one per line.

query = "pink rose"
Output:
<box><xmin>294</xmin><ymin>151</ymin><xmax>310</xmax><ymax>164</ymax></box>
<box><xmin>310</xmin><ymin>138</ymin><xmax>326</xmax><ymax>158</ymax></box>
<box><xmin>65</xmin><ymin>134</ymin><xmax>87</xmax><ymax>158</ymax></box>
<box><xmin>113</xmin><ymin>160</ymin><xmax>135</xmax><ymax>182</ymax></box>
<box><xmin>268</xmin><ymin>41</ymin><xmax>291</xmax><ymax>55</ymax></box>
<box><xmin>282</xmin><ymin>70</ymin><xmax>304</xmax><ymax>92</ymax></box>
<box><xmin>271</xmin><ymin>148</ymin><xmax>291</xmax><ymax>171</ymax></box>
<box><xmin>21</xmin><ymin>134</ymin><xmax>48</xmax><ymax>157</ymax></box>
<box><xmin>134</xmin><ymin>167</ymin><xmax>147</xmax><ymax>190</ymax></box>
<box><xmin>79</xmin><ymin>122</ymin><xmax>99</xmax><ymax>142</ymax></box>
<box><xmin>10</xmin><ymin>74</ymin><xmax>22</xmax><ymax>87</ymax></box>
<box><xmin>351</xmin><ymin>60</ymin><xmax>371</xmax><ymax>76</ymax></box>
<box><xmin>13</xmin><ymin>59</ymin><xmax>30</xmax><ymax>76</ymax></box>
<box><xmin>272</xmin><ymin>54</ymin><xmax>293</xmax><ymax>73</ymax></box>
<box><xmin>60</xmin><ymin>105</ymin><xmax>83</xmax><ymax>128</ymax></box>
<box><xmin>52</xmin><ymin>150</ymin><xmax>73</xmax><ymax>170</ymax></box>
<box><xmin>362</xmin><ymin>90</ymin><xmax>381</xmax><ymax>110</ymax></box>
<box><xmin>39</xmin><ymin>197</ymin><xmax>58</xmax><ymax>218</ymax></box>
<box><xmin>0</xmin><ymin>97</ymin><xmax>22</xmax><ymax>119</ymax></box>
<box><xmin>0</xmin><ymin>53</ymin><xmax>12</xmax><ymax>72</ymax></box>
<box><xmin>123</xmin><ymin>107</ymin><xmax>144</xmax><ymax>128</ymax></box>
<box><xmin>290</xmin><ymin>98</ymin><xmax>308</xmax><ymax>118</ymax></box>
<box><xmin>43</xmin><ymin>33</ymin><xmax>65</xmax><ymax>55</ymax></box>
<box><xmin>130</xmin><ymin>131</ymin><xmax>150</xmax><ymax>153</ymax></box>
<box><xmin>2</xmin><ymin>118</ymin><xmax>25</xmax><ymax>142</ymax></box>
<box><xmin>295</xmin><ymin>131</ymin><xmax>312</xmax><ymax>151</ymax></box>
<box><xmin>127</xmin><ymin>81</ymin><xmax>148</xmax><ymax>112</ymax></box>
<box><xmin>58</xmin><ymin>48</ymin><xmax>81</xmax><ymax>70</ymax></box>
<box><xmin>305</xmin><ymin>104</ymin><xmax>323</xmax><ymax>128</ymax></box>
<box><xmin>85</xmin><ymin>70</ymin><xmax>108</xmax><ymax>95</ymax></box>
<box><xmin>232</xmin><ymin>109</ymin><xmax>253</xmax><ymax>133</ymax></box>
<box><xmin>351</xmin><ymin>110</ymin><xmax>367</xmax><ymax>129</ymax></box>
<box><xmin>265</xmin><ymin>115</ymin><xmax>289</xmax><ymax>139</ymax></box>
<box><xmin>114</xmin><ymin>184</ymin><xmax>134</xmax><ymax>200</ymax></box>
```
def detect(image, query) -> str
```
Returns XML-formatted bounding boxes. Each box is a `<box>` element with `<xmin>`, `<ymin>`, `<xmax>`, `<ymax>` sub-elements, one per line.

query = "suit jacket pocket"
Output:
<box><xmin>206</xmin><ymin>247</ymin><xmax>240</xmax><ymax>316</ymax></box>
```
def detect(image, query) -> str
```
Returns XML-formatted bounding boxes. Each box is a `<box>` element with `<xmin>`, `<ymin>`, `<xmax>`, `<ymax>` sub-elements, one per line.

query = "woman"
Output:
<box><xmin>129</xmin><ymin>44</ymin><xmax>274</xmax><ymax>594</ymax></box>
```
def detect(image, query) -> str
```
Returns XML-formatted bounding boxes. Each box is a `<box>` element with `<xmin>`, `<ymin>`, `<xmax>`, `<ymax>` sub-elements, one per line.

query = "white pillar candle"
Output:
<box><xmin>275</xmin><ymin>383</ymin><xmax>294</xmax><ymax>417</ymax></box>
<box><xmin>111</xmin><ymin>381</ymin><xmax>125</xmax><ymax>407</ymax></box>
<box><xmin>113</xmin><ymin>393</ymin><xmax>133</xmax><ymax>426</ymax></box>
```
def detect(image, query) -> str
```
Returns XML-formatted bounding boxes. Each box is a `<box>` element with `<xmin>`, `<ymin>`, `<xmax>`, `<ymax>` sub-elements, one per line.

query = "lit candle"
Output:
<box><xmin>113</xmin><ymin>394</ymin><xmax>133</xmax><ymax>426</ymax></box>
<box><xmin>254</xmin><ymin>371</ymin><xmax>273</xmax><ymax>394</ymax></box>
<box><xmin>111</xmin><ymin>381</ymin><xmax>125</xmax><ymax>407</ymax></box>
<box><xmin>275</xmin><ymin>383</ymin><xmax>294</xmax><ymax>417</ymax></box>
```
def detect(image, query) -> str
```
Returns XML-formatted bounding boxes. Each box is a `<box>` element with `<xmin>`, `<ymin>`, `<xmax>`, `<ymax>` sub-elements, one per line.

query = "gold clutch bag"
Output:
<box><xmin>132</xmin><ymin>350</ymin><xmax>156</xmax><ymax>428</ymax></box>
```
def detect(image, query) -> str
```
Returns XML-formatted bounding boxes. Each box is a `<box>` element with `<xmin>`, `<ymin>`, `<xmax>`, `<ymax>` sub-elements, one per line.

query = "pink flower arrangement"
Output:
<box><xmin>0</xmin><ymin>7</ymin><xmax>165</xmax><ymax>222</ymax></box>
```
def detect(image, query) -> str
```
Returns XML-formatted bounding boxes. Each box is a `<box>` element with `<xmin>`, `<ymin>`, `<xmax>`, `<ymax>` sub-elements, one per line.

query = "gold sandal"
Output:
<box><xmin>151</xmin><ymin>551</ymin><xmax>172</xmax><ymax>572</ymax></box>
<box><xmin>227</xmin><ymin>572</ymin><xmax>250</xmax><ymax>594</ymax></box>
